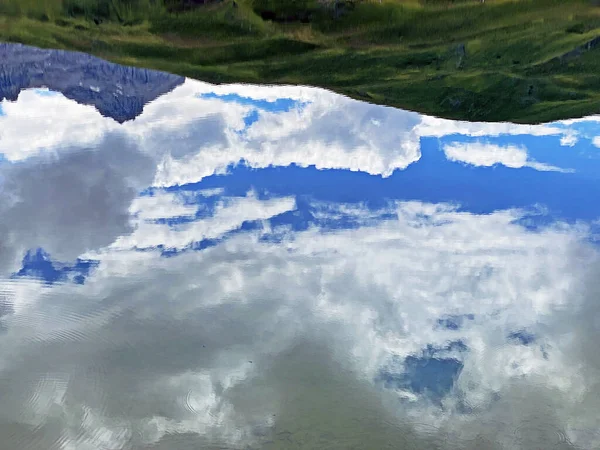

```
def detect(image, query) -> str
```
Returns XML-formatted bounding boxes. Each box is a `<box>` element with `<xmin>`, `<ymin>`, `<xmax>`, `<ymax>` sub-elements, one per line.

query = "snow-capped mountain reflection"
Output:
<box><xmin>1</xmin><ymin>46</ymin><xmax>600</xmax><ymax>449</ymax></box>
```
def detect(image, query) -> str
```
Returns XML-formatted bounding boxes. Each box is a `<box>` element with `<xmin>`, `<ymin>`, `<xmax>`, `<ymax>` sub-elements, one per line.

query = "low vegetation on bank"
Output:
<box><xmin>1</xmin><ymin>0</ymin><xmax>600</xmax><ymax>123</ymax></box>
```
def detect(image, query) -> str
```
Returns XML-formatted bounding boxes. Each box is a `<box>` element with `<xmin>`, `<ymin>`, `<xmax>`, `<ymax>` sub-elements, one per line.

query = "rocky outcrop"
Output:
<box><xmin>165</xmin><ymin>0</ymin><xmax>224</xmax><ymax>13</ymax></box>
<box><xmin>455</xmin><ymin>43</ymin><xmax>466</xmax><ymax>68</ymax></box>
<box><xmin>547</xmin><ymin>35</ymin><xmax>600</xmax><ymax>65</ymax></box>
<box><xmin>0</xmin><ymin>43</ymin><xmax>185</xmax><ymax>122</ymax></box>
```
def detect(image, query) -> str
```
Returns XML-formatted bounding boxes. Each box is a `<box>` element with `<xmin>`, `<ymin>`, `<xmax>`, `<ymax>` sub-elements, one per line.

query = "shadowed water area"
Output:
<box><xmin>1</xmin><ymin>42</ymin><xmax>600</xmax><ymax>449</ymax></box>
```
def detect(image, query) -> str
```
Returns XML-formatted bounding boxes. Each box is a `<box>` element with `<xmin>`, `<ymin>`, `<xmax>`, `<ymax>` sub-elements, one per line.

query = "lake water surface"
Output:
<box><xmin>1</xmin><ymin>43</ymin><xmax>600</xmax><ymax>449</ymax></box>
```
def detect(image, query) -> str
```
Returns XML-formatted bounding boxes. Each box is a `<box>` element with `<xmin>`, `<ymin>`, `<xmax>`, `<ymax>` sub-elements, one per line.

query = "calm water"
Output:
<box><xmin>1</xmin><ymin>43</ymin><xmax>600</xmax><ymax>449</ymax></box>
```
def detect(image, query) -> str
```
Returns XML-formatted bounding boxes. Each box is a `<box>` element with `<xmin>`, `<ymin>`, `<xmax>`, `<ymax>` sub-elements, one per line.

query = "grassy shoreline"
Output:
<box><xmin>2</xmin><ymin>0</ymin><xmax>600</xmax><ymax>123</ymax></box>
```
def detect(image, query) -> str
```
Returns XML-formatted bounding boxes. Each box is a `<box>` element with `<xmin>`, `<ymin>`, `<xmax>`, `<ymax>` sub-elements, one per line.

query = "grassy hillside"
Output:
<box><xmin>1</xmin><ymin>0</ymin><xmax>600</xmax><ymax>123</ymax></box>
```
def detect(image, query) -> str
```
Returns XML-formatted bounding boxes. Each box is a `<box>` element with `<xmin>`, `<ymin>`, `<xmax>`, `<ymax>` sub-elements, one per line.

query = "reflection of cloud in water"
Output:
<box><xmin>560</xmin><ymin>131</ymin><xmax>578</xmax><ymax>147</ymax></box>
<box><xmin>0</xmin><ymin>194</ymin><xmax>598</xmax><ymax>448</ymax></box>
<box><xmin>443</xmin><ymin>141</ymin><xmax>572</xmax><ymax>172</ymax></box>
<box><xmin>112</xmin><ymin>190</ymin><xmax>296</xmax><ymax>251</ymax></box>
<box><xmin>1</xmin><ymin>76</ymin><xmax>600</xmax><ymax>449</ymax></box>
<box><xmin>0</xmin><ymin>80</ymin><xmax>583</xmax><ymax>186</ymax></box>
<box><xmin>0</xmin><ymin>132</ymin><xmax>155</xmax><ymax>273</ymax></box>
<box><xmin>0</xmin><ymin>89</ymin><xmax>109</xmax><ymax>161</ymax></box>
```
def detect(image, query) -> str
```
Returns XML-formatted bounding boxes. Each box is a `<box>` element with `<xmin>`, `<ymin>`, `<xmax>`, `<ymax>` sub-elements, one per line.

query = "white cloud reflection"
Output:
<box><xmin>443</xmin><ymin>141</ymin><xmax>573</xmax><ymax>172</ymax></box>
<box><xmin>0</xmin><ymin>189</ymin><xmax>598</xmax><ymax>448</ymax></box>
<box><xmin>0</xmin><ymin>79</ymin><xmax>581</xmax><ymax>186</ymax></box>
<box><xmin>0</xmin><ymin>77</ymin><xmax>599</xmax><ymax>450</ymax></box>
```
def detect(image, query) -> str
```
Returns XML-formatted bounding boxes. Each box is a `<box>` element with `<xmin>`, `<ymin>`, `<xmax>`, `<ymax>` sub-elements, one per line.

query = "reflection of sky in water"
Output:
<box><xmin>12</xmin><ymin>249</ymin><xmax>98</xmax><ymax>285</ymax></box>
<box><xmin>1</xmin><ymin>70</ymin><xmax>600</xmax><ymax>449</ymax></box>
<box><xmin>31</xmin><ymin>88</ymin><xmax>61</xmax><ymax>97</ymax></box>
<box><xmin>199</xmin><ymin>92</ymin><xmax>307</xmax><ymax>129</ymax></box>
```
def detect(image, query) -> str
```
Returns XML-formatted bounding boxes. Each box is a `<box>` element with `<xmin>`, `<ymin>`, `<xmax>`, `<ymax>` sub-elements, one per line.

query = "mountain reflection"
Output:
<box><xmin>0</xmin><ymin>44</ymin><xmax>600</xmax><ymax>449</ymax></box>
<box><xmin>0</xmin><ymin>43</ymin><xmax>184</xmax><ymax>123</ymax></box>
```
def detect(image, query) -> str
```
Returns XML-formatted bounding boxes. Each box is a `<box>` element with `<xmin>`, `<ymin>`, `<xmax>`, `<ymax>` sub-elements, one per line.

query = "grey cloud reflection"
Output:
<box><xmin>0</xmin><ymin>132</ymin><xmax>155</xmax><ymax>274</ymax></box>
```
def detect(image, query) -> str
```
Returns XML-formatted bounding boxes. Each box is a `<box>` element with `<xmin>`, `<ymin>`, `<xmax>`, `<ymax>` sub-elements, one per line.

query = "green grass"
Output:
<box><xmin>2</xmin><ymin>0</ymin><xmax>600</xmax><ymax>123</ymax></box>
